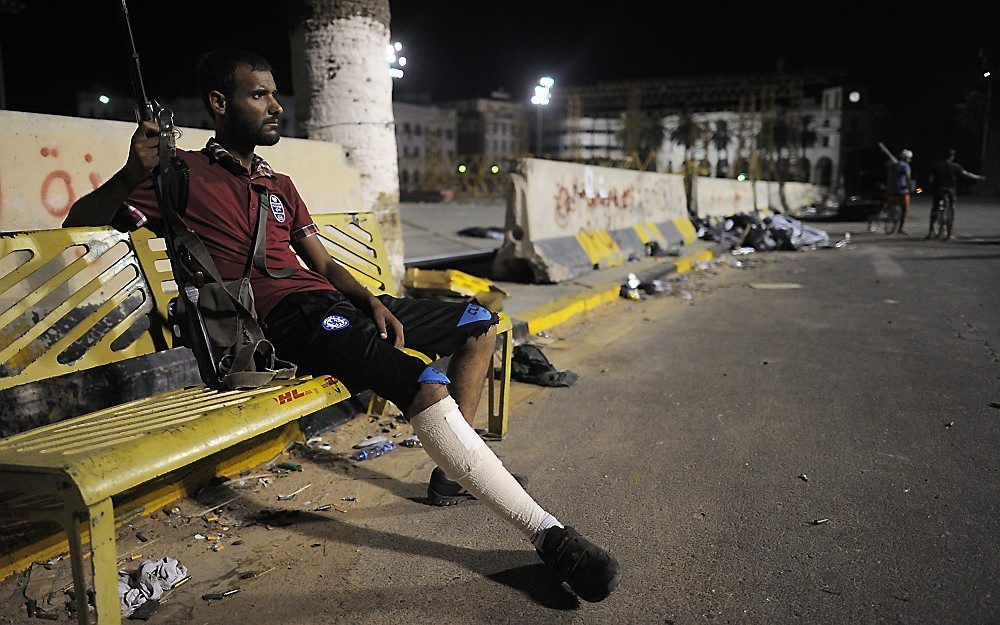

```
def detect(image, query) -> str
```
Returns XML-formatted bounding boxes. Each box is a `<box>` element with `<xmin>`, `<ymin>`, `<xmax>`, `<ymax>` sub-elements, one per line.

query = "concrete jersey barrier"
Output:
<box><xmin>693</xmin><ymin>176</ymin><xmax>756</xmax><ymax>217</ymax></box>
<box><xmin>782</xmin><ymin>181</ymin><xmax>822</xmax><ymax>213</ymax></box>
<box><xmin>493</xmin><ymin>158</ymin><xmax>694</xmax><ymax>283</ymax></box>
<box><xmin>698</xmin><ymin>178</ymin><xmax>825</xmax><ymax>216</ymax></box>
<box><xmin>0</xmin><ymin>110</ymin><xmax>362</xmax><ymax>232</ymax></box>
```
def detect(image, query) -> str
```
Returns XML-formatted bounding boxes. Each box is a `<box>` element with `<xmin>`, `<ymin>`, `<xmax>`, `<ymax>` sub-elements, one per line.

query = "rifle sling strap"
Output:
<box><xmin>252</xmin><ymin>188</ymin><xmax>295</xmax><ymax>279</ymax></box>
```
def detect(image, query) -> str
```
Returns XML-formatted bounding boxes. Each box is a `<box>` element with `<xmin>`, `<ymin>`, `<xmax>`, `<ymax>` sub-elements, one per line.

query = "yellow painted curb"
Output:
<box><xmin>672</xmin><ymin>248</ymin><xmax>714</xmax><ymax>273</ymax></box>
<box><xmin>521</xmin><ymin>285</ymin><xmax>623</xmax><ymax>335</ymax></box>
<box><xmin>519</xmin><ymin>248</ymin><xmax>715</xmax><ymax>335</ymax></box>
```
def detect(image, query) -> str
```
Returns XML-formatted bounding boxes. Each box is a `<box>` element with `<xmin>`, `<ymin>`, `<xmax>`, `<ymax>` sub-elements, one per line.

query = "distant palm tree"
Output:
<box><xmin>758</xmin><ymin>114</ymin><xmax>792</xmax><ymax>181</ymax></box>
<box><xmin>615</xmin><ymin>111</ymin><xmax>666</xmax><ymax>167</ymax></box>
<box><xmin>668</xmin><ymin>110</ymin><xmax>697</xmax><ymax>164</ymax></box>
<box><xmin>796</xmin><ymin>114</ymin><xmax>818</xmax><ymax>181</ymax></box>
<box><xmin>712</xmin><ymin>119</ymin><xmax>731</xmax><ymax>154</ymax></box>
<box><xmin>712</xmin><ymin>119</ymin><xmax>731</xmax><ymax>178</ymax></box>
<box><xmin>799</xmin><ymin>114</ymin><xmax>818</xmax><ymax>149</ymax></box>
<box><xmin>635</xmin><ymin>112</ymin><xmax>666</xmax><ymax>165</ymax></box>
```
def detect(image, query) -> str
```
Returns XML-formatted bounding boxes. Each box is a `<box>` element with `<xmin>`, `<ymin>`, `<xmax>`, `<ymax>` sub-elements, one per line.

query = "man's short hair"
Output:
<box><xmin>946</xmin><ymin>148</ymin><xmax>957</xmax><ymax>160</ymax></box>
<box><xmin>195</xmin><ymin>49</ymin><xmax>273</xmax><ymax>116</ymax></box>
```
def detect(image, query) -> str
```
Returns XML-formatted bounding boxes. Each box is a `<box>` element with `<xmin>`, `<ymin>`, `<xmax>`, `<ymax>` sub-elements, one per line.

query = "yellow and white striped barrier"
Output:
<box><xmin>493</xmin><ymin>158</ymin><xmax>693</xmax><ymax>283</ymax></box>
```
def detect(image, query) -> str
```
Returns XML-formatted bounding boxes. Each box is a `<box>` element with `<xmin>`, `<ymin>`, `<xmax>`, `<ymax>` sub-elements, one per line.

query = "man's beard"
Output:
<box><xmin>231</xmin><ymin>110</ymin><xmax>281</xmax><ymax>146</ymax></box>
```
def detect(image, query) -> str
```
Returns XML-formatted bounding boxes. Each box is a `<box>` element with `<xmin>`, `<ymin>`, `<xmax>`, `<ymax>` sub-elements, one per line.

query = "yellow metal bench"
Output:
<box><xmin>0</xmin><ymin>212</ymin><xmax>512</xmax><ymax>625</ymax></box>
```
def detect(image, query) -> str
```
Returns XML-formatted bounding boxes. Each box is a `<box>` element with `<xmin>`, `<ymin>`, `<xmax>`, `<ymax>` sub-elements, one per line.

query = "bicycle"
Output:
<box><xmin>869</xmin><ymin>195</ymin><xmax>901</xmax><ymax>234</ymax></box>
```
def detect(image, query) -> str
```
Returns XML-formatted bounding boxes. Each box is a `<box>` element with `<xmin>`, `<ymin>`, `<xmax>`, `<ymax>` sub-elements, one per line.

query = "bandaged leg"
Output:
<box><xmin>411</xmin><ymin>395</ymin><xmax>560</xmax><ymax>542</ymax></box>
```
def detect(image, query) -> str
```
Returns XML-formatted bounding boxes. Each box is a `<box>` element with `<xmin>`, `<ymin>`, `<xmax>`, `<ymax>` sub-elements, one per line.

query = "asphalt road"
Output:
<box><xmin>4</xmin><ymin>198</ymin><xmax>996</xmax><ymax>625</ymax></box>
<box><xmin>312</xmin><ymin>198</ymin><xmax>997</xmax><ymax>625</ymax></box>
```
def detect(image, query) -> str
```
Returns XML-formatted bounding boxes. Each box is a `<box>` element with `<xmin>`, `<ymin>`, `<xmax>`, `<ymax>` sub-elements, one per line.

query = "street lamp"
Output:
<box><xmin>983</xmin><ymin>69</ymin><xmax>993</xmax><ymax>162</ymax></box>
<box><xmin>531</xmin><ymin>76</ymin><xmax>554</xmax><ymax>157</ymax></box>
<box><xmin>386</xmin><ymin>40</ymin><xmax>405</xmax><ymax>79</ymax></box>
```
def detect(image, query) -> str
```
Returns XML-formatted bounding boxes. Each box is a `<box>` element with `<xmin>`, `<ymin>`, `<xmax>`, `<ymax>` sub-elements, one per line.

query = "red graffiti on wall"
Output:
<box><xmin>41</xmin><ymin>171</ymin><xmax>75</xmax><ymax>217</ymax></box>
<box><xmin>0</xmin><ymin>146</ymin><xmax>103</xmax><ymax>223</ymax></box>
<box><xmin>551</xmin><ymin>180</ymin><xmax>636</xmax><ymax>230</ymax></box>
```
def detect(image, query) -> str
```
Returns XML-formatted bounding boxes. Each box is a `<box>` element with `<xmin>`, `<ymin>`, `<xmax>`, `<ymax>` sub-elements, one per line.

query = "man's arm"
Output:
<box><xmin>63</xmin><ymin>121</ymin><xmax>159</xmax><ymax>227</ymax></box>
<box><xmin>958</xmin><ymin>166</ymin><xmax>986</xmax><ymax>181</ymax></box>
<box><xmin>292</xmin><ymin>235</ymin><xmax>405</xmax><ymax>348</ymax></box>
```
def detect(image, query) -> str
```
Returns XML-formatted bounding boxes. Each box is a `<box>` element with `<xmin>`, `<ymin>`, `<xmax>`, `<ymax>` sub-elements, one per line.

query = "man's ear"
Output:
<box><xmin>208</xmin><ymin>90</ymin><xmax>227</xmax><ymax>117</ymax></box>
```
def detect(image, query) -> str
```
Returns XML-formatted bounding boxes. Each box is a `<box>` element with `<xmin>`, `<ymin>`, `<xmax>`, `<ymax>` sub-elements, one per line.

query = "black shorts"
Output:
<box><xmin>263</xmin><ymin>289</ymin><xmax>498</xmax><ymax>411</ymax></box>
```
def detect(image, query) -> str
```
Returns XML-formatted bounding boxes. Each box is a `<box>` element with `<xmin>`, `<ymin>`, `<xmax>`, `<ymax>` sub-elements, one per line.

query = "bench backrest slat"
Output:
<box><xmin>0</xmin><ymin>212</ymin><xmax>392</xmax><ymax>391</ymax></box>
<box><xmin>0</xmin><ymin>228</ymin><xmax>159</xmax><ymax>390</ymax></box>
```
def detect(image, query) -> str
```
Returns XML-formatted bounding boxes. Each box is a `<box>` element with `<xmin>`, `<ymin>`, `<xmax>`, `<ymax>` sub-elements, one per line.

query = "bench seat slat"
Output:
<box><xmin>0</xmin><ymin>375</ymin><xmax>349</xmax><ymax>506</ymax></box>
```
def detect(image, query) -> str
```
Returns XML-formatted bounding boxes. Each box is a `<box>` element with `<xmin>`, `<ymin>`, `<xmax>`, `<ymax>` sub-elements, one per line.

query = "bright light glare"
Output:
<box><xmin>539</xmin><ymin>76</ymin><xmax>554</xmax><ymax>88</ymax></box>
<box><xmin>490</xmin><ymin>165</ymin><xmax>500</xmax><ymax>174</ymax></box>
<box><xmin>398</xmin><ymin>56</ymin><xmax>407</xmax><ymax>67</ymax></box>
<box><xmin>986</xmin><ymin>71</ymin><xmax>992</xmax><ymax>78</ymax></box>
<box><xmin>848</xmin><ymin>91</ymin><xmax>861</xmax><ymax>103</ymax></box>
<box><xmin>737</xmin><ymin>173</ymin><xmax>747</xmax><ymax>181</ymax></box>
<box><xmin>98</xmin><ymin>94</ymin><xmax>110</xmax><ymax>104</ymax></box>
<box><xmin>534</xmin><ymin>86</ymin><xmax>548</xmax><ymax>96</ymax></box>
<box><xmin>389</xmin><ymin>67</ymin><xmax>404</xmax><ymax>79</ymax></box>
<box><xmin>458</xmin><ymin>164</ymin><xmax>467</xmax><ymax>173</ymax></box>
<box><xmin>394</xmin><ymin>41</ymin><xmax>403</xmax><ymax>52</ymax></box>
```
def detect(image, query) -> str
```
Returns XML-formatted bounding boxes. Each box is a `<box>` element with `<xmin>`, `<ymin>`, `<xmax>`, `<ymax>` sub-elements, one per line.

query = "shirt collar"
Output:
<box><xmin>203</xmin><ymin>138</ymin><xmax>276</xmax><ymax>180</ymax></box>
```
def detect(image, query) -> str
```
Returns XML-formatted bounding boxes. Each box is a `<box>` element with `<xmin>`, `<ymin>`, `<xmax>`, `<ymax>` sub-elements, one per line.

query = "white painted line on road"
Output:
<box><xmin>749</xmin><ymin>283</ymin><xmax>803</xmax><ymax>290</ymax></box>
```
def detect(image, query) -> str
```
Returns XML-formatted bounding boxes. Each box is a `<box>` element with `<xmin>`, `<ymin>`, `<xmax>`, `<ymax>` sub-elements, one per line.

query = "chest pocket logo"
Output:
<box><xmin>269</xmin><ymin>194</ymin><xmax>286</xmax><ymax>223</ymax></box>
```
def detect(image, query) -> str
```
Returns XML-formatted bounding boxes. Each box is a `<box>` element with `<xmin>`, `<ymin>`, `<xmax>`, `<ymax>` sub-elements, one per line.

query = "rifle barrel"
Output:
<box><xmin>121</xmin><ymin>0</ymin><xmax>152</xmax><ymax>122</ymax></box>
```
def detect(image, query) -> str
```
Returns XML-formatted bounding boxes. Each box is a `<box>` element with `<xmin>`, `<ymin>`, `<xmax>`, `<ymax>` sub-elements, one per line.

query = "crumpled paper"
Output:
<box><xmin>118</xmin><ymin>557</ymin><xmax>188</xmax><ymax>616</ymax></box>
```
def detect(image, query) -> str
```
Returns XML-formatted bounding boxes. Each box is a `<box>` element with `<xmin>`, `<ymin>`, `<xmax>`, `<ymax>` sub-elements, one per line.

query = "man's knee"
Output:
<box><xmin>406</xmin><ymin>382</ymin><xmax>450</xmax><ymax>417</ymax></box>
<box><xmin>466</xmin><ymin>323</ymin><xmax>497</xmax><ymax>347</ymax></box>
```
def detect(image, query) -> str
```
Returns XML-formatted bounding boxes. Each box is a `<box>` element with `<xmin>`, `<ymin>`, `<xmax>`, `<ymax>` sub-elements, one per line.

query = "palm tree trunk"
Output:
<box><xmin>289</xmin><ymin>0</ymin><xmax>403</xmax><ymax>286</ymax></box>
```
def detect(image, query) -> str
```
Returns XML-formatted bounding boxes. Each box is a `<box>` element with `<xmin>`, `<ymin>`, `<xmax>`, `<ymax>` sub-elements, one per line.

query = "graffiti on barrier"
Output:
<box><xmin>551</xmin><ymin>179</ymin><xmax>636</xmax><ymax>230</ymax></box>
<box><xmin>0</xmin><ymin>143</ymin><xmax>104</xmax><ymax>228</ymax></box>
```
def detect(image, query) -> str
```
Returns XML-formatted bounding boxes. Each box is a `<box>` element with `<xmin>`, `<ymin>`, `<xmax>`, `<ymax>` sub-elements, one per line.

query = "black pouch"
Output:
<box><xmin>171</xmin><ymin>276</ymin><xmax>295</xmax><ymax>391</ymax></box>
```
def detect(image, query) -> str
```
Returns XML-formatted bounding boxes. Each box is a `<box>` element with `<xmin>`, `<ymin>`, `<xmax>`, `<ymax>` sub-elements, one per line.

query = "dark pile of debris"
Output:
<box><xmin>694</xmin><ymin>212</ymin><xmax>831</xmax><ymax>252</ymax></box>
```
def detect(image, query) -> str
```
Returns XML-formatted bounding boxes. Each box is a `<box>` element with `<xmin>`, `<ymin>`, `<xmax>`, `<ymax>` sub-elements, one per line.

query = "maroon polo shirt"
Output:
<box><xmin>122</xmin><ymin>139</ymin><xmax>335</xmax><ymax>319</ymax></box>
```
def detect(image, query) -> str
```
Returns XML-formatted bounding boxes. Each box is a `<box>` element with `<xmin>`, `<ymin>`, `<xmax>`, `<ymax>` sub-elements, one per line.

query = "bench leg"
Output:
<box><xmin>64</xmin><ymin>509</ymin><xmax>92</xmax><ymax>625</ymax></box>
<box><xmin>368</xmin><ymin>394</ymin><xmax>389</xmax><ymax>418</ymax></box>
<box><xmin>64</xmin><ymin>498</ymin><xmax>120</xmax><ymax>625</ymax></box>
<box><xmin>488</xmin><ymin>327</ymin><xmax>512</xmax><ymax>438</ymax></box>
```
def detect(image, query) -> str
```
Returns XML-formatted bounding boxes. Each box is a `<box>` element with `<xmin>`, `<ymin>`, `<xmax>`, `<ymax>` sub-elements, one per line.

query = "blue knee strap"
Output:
<box><xmin>418</xmin><ymin>367</ymin><xmax>451</xmax><ymax>385</ymax></box>
<box><xmin>457</xmin><ymin>303</ymin><xmax>493</xmax><ymax>327</ymax></box>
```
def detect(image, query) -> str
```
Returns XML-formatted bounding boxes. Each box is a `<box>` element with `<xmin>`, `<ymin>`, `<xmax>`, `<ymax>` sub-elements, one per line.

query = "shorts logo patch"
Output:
<box><xmin>269</xmin><ymin>194</ymin><xmax>286</xmax><ymax>223</ymax></box>
<box><xmin>321</xmin><ymin>314</ymin><xmax>350</xmax><ymax>331</ymax></box>
<box><xmin>457</xmin><ymin>303</ymin><xmax>493</xmax><ymax>327</ymax></box>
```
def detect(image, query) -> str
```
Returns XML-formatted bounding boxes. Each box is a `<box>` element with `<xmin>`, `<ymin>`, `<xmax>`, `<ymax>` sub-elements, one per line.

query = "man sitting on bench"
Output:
<box><xmin>63</xmin><ymin>49</ymin><xmax>621</xmax><ymax>603</ymax></box>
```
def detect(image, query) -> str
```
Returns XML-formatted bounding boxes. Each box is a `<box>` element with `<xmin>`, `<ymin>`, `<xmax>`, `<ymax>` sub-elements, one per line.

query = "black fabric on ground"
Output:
<box><xmin>511</xmin><ymin>344</ymin><xmax>578</xmax><ymax>387</ymax></box>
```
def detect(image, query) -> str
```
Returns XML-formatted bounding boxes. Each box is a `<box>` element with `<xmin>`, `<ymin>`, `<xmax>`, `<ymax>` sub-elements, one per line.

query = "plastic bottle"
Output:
<box><xmin>352</xmin><ymin>442</ymin><xmax>397</xmax><ymax>461</ymax></box>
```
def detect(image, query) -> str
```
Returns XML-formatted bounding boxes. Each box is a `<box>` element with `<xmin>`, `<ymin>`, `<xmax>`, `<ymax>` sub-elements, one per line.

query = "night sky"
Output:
<box><xmin>1</xmin><ymin>1</ymin><xmax>995</xmax><ymax>166</ymax></box>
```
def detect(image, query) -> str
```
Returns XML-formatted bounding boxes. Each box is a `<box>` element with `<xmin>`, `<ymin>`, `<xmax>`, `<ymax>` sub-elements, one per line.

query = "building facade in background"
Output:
<box><xmin>446</xmin><ymin>91</ymin><xmax>528</xmax><ymax>162</ymax></box>
<box><xmin>392</xmin><ymin>102</ymin><xmax>456</xmax><ymax>192</ymax></box>
<box><xmin>544</xmin><ymin>76</ymin><xmax>880</xmax><ymax>197</ymax></box>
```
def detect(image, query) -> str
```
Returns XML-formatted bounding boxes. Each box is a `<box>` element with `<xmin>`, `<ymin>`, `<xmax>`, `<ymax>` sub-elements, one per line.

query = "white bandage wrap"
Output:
<box><xmin>411</xmin><ymin>395</ymin><xmax>549</xmax><ymax>540</ymax></box>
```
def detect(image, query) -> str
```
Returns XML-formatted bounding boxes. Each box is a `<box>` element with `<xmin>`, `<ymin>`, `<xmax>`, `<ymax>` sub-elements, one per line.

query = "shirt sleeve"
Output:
<box><xmin>111</xmin><ymin>178</ymin><xmax>163</xmax><ymax>233</ymax></box>
<box><xmin>286</xmin><ymin>181</ymin><xmax>319</xmax><ymax>242</ymax></box>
